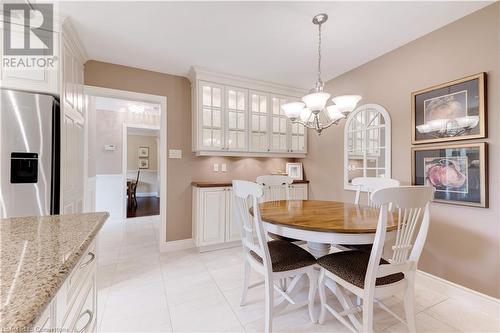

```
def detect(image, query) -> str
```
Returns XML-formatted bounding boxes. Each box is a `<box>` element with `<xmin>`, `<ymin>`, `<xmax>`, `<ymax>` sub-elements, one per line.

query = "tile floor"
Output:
<box><xmin>96</xmin><ymin>216</ymin><xmax>499</xmax><ymax>333</ymax></box>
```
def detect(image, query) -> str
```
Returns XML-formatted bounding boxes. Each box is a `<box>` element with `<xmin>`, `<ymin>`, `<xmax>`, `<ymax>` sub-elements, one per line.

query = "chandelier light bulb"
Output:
<box><xmin>331</xmin><ymin>95</ymin><xmax>362</xmax><ymax>114</ymax></box>
<box><xmin>302</xmin><ymin>92</ymin><xmax>331</xmax><ymax>113</ymax></box>
<box><xmin>281</xmin><ymin>102</ymin><xmax>305</xmax><ymax>120</ymax></box>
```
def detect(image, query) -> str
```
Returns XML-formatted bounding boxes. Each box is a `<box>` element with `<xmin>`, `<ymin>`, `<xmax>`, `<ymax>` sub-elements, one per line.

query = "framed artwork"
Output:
<box><xmin>286</xmin><ymin>163</ymin><xmax>303</xmax><ymax>180</ymax></box>
<box><xmin>411</xmin><ymin>142</ymin><xmax>488</xmax><ymax>208</ymax></box>
<box><xmin>411</xmin><ymin>73</ymin><xmax>486</xmax><ymax>144</ymax></box>
<box><xmin>138</xmin><ymin>147</ymin><xmax>149</xmax><ymax>157</ymax></box>
<box><xmin>138</xmin><ymin>158</ymin><xmax>149</xmax><ymax>169</ymax></box>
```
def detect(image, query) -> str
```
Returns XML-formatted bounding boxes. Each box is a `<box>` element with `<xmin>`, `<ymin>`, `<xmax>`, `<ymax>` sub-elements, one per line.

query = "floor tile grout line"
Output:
<box><xmin>420</xmin><ymin>298</ymin><xmax>467</xmax><ymax>333</ymax></box>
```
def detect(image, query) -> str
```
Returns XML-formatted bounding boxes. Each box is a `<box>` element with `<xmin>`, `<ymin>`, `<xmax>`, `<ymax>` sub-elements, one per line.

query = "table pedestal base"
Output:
<box><xmin>307</xmin><ymin>242</ymin><xmax>331</xmax><ymax>258</ymax></box>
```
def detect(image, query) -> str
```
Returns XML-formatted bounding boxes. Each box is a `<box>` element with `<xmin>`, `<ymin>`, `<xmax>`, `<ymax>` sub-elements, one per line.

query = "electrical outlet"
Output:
<box><xmin>221</xmin><ymin>163</ymin><xmax>227</xmax><ymax>172</ymax></box>
<box><xmin>213</xmin><ymin>163</ymin><xmax>219</xmax><ymax>172</ymax></box>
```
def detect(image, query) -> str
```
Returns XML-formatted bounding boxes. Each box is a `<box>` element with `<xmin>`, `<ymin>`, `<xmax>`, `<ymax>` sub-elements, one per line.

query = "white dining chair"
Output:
<box><xmin>256</xmin><ymin>175</ymin><xmax>294</xmax><ymax>202</ymax></box>
<box><xmin>343</xmin><ymin>177</ymin><xmax>401</xmax><ymax>253</ymax></box>
<box><xmin>256</xmin><ymin>175</ymin><xmax>302</xmax><ymax>243</ymax></box>
<box><xmin>317</xmin><ymin>186</ymin><xmax>434</xmax><ymax>333</ymax></box>
<box><xmin>233</xmin><ymin>180</ymin><xmax>317</xmax><ymax>333</ymax></box>
<box><xmin>352</xmin><ymin>177</ymin><xmax>401</xmax><ymax>207</ymax></box>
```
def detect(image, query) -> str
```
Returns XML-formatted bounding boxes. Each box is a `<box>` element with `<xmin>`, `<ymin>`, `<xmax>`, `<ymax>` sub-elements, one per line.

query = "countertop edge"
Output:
<box><xmin>1</xmin><ymin>212</ymin><xmax>109</xmax><ymax>331</ymax></box>
<box><xmin>192</xmin><ymin>180</ymin><xmax>310</xmax><ymax>187</ymax></box>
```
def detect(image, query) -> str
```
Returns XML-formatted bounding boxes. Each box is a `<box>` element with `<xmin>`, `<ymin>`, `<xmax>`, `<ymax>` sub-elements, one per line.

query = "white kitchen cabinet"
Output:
<box><xmin>225</xmin><ymin>86</ymin><xmax>248</xmax><ymax>151</ymax></box>
<box><xmin>289</xmin><ymin>183</ymin><xmax>308</xmax><ymax>200</ymax></box>
<box><xmin>0</xmin><ymin>21</ymin><xmax>59</xmax><ymax>94</ymax></box>
<box><xmin>190</xmin><ymin>67</ymin><xmax>307</xmax><ymax>157</ymax></box>
<box><xmin>193</xmin><ymin>183</ymin><xmax>308</xmax><ymax>251</ymax></box>
<box><xmin>199</xmin><ymin>81</ymin><xmax>224</xmax><ymax>151</ymax></box>
<box><xmin>32</xmin><ymin>238</ymin><xmax>98</xmax><ymax>332</ymax></box>
<box><xmin>225</xmin><ymin>188</ymin><xmax>241</xmax><ymax>242</ymax></box>
<box><xmin>249</xmin><ymin>91</ymin><xmax>270</xmax><ymax>152</ymax></box>
<box><xmin>193</xmin><ymin>187</ymin><xmax>230</xmax><ymax>248</ymax></box>
<box><xmin>193</xmin><ymin>186</ymin><xmax>240</xmax><ymax>251</ymax></box>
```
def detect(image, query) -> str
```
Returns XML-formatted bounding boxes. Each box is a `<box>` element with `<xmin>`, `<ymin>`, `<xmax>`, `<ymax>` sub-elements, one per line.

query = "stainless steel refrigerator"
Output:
<box><xmin>0</xmin><ymin>88</ymin><xmax>60</xmax><ymax>218</ymax></box>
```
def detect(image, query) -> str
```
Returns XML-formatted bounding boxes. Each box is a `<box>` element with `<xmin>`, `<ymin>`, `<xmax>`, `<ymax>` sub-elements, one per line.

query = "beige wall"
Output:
<box><xmin>95</xmin><ymin>109</ymin><xmax>127</xmax><ymax>174</ymax></box>
<box><xmin>302</xmin><ymin>4</ymin><xmax>499</xmax><ymax>297</ymax></box>
<box><xmin>127</xmin><ymin>134</ymin><xmax>159</xmax><ymax>172</ymax></box>
<box><xmin>84</xmin><ymin>61</ymin><xmax>292</xmax><ymax>241</ymax></box>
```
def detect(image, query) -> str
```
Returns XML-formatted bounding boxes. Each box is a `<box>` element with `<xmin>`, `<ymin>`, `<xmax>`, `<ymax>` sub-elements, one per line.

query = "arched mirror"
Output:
<box><xmin>344</xmin><ymin>104</ymin><xmax>392</xmax><ymax>190</ymax></box>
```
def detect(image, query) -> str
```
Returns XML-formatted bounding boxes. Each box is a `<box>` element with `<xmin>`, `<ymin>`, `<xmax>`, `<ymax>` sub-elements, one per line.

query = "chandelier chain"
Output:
<box><xmin>317</xmin><ymin>23</ymin><xmax>322</xmax><ymax>84</ymax></box>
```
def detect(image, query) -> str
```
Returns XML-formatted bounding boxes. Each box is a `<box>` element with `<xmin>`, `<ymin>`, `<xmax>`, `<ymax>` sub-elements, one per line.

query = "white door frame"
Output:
<box><xmin>123</xmin><ymin>123</ymin><xmax>160</xmax><ymax>218</ymax></box>
<box><xmin>84</xmin><ymin>85</ymin><xmax>168</xmax><ymax>250</ymax></box>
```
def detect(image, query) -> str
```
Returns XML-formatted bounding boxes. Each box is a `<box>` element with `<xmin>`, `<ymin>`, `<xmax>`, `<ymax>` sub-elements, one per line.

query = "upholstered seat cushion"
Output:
<box><xmin>317</xmin><ymin>250</ymin><xmax>404</xmax><ymax>289</ymax></box>
<box><xmin>268</xmin><ymin>232</ymin><xmax>301</xmax><ymax>243</ymax></box>
<box><xmin>250</xmin><ymin>240</ymin><xmax>316</xmax><ymax>272</ymax></box>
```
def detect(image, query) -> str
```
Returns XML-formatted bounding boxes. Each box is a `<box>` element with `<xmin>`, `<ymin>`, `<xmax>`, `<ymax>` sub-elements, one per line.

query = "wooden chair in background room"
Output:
<box><xmin>317</xmin><ymin>186</ymin><xmax>434</xmax><ymax>333</ymax></box>
<box><xmin>256</xmin><ymin>175</ymin><xmax>302</xmax><ymax>243</ymax></box>
<box><xmin>233</xmin><ymin>180</ymin><xmax>318</xmax><ymax>333</ymax></box>
<box><xmin>128</xmin><ymin>170</ymin><xmax>140</xmax><ymax>208</ymax></box>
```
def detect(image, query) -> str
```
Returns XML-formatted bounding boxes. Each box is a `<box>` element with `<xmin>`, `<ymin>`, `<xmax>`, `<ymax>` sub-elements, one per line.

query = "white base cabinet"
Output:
<box><xmin>33</xmin><ymin>239</ymin><xmax>98</xmax><ymax>332</ymax></box>
<box><xmin>192</xmin><ymin>183</ymin><xmax>308</xmax><ymax>251</ymax></box>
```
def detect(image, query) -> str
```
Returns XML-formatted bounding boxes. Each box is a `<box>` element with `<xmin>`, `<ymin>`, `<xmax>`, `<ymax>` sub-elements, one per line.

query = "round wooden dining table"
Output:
<box><xmin>257</xmin><ymin>200</ymin><xmax>398</xmax><ymax>257</ymax></box>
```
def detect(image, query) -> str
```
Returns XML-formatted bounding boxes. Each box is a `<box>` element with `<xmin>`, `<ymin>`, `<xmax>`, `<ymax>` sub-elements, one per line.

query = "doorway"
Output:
<box><xmin>84</xmin><ymin>86</ymin><xmax>167</xmax><ymax>248</ymax></box>
<box><xmin>124</xmin><ymin>125</ymin><xmax>160</xmax><ymax>218</ymax></box>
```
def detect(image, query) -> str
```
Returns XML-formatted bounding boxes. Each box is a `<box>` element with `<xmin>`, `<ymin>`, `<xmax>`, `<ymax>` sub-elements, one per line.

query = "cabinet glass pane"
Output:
<box><xmin>237</xmin><ymin>113</ymin><xmax>245</xmax><ymax>130</ymax></box>
<box><xmin>272</xmin><ymin>134</ymin><xmax>280</xmax><ymax>149</ymax></box>
<box><xmin>252</xmin><ymin>95</ymin><xmax>258</xmax><ymax>112</ymax></box>
<box><xmin>298</xmin><ymin>136</ymin><xmax>304</xmax><ymax>150</ymax></box>
<box><xmin>272</xmin><ymin>98</ymin><xmax>279</xmax><ymax>114</ymax></box>
<box><xmin>273</xmin><ymin>118</ymin><xmax>279</xmax><ymax>132</ymax></box>
<box><xmin>292</xmin><ymin>136</ymin><xmax>298</xmax><ymax>150</ymax></box>
<box><xmin>202</xmin><ymin>86</ymin><xmax>211</xmax><ymax>106</ymax></box>
<box><xmin>251</xmin><ymin>133</ymin><xmax>259</xmax><ymax>148</ymax></box>
<box><xmin>259</xmin><ymin>116</ymin><xmax>266</xmax><ymax>130</ymax></box>
<box><xmin>280</xmin><ymin>135</ymin><xmax>287</xmax><ymax>149</ymax></box>
<box><xmin>213</xmin><ymin>130</ymin><xmax>221</xmax><ymax>146</ymax></box>
<box><xmin>228</xmin><ymin>111</ymin><xmax>237</xmax><ymax>129</ymax></box>
<box><xmin>213</xmin><ymin>109</ymin><xmax>221</xmax><ymax>127</ymax></box>
<box><xmin>228</xmin><ymin>90</ymin><xmax>236</xmax><ymax>109</ymax></box>
<box><xmin>213</xmin><ymin>88</ymin><xmax>221</xmax><ymax>108</ymax></box>
<box><xmin>237</xmin><ymin>92</ymin><xmax>245</xmax><ymax>110</ymax></box>
<box><xmin>203</xmin><ymin>108</ymin><xmax>211</xmax><ymax>127</ymax></box>
<box><xmin>260</xmin><ymin>97</ymin><xmax>267</xmax><ymax>113</ymax></box>
<box><xmin>202</xmin><ymin>129</ymin><xmax>211</xmax><ymax>146</ymax></box>
<box><xmin>238</xmin><ymin>132</ymin><xmax>245</xmax><ymax>148</ymax></box>
<box><xmin>252</xmin><ymin>114</ymin><xmax>259</xmax><ymax>130</ymax></box>
<box><xmin>228</xmin><ymin>131</ymin><xmax>237</xmax><ymax>147</ymax></box>
<box><xmin>280</xmin><ymin>118</ymin><xmax>287</xmax><ymax>133</ymax></box>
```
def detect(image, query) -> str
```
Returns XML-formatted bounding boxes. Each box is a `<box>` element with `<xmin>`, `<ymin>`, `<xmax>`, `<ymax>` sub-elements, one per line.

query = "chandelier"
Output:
<box><xmin>416</xmin><ymin>116</ymin><xmax>479</xmax><ymax>138</ymax></box>
<box><xmin>282</xmin><ymin>13</ymin><xmax>362</xmax><ymax>135</ymax></box>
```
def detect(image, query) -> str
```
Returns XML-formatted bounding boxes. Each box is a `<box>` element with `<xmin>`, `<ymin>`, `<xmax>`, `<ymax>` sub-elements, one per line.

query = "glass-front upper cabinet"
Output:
<box><xmin>270</xmin><ymin>95</ymin><xmax>290</xmax><ymax>152</ymax></box>
<box><xmin>249</xmin><ymin>91</ymin><xmax>269</xmax><ymax>152</ymax></box>
<box><xmin>290</xmin><ymin>122</ymin><xmax>306</xmax><ymax>153</ymax></box>
<box><xmin>344</xmin><ymin>104</ymin><xmax>391</xmax><ymax>190</ymax></box>
<box><xmin>225</xmin><ymin>87</ymin><xmax>248</xmax><ymax>151</ymax></box>
<box><xmin>199</xmin><ymin>81</ymin><xmax>224</xmax><ymax>150</ymax></box>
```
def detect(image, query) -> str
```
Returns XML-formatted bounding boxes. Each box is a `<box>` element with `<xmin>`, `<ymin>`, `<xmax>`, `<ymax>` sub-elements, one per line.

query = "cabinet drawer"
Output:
<box><xmin>66</xmin><ymin>241</ymin><xmax>97</xmax><ymax>305</ymax></box>
<box><xmin>62</xmin><ymin>275</ymin><xmax>96</xmax><ymax>333</ymax></box>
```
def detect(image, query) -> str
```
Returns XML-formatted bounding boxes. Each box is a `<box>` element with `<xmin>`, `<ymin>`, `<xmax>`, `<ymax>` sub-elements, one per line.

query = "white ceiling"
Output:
<box><xmin>61</xmin><ymin>1</ymin><xmax>491</xmax><ymax>89</ymax></box>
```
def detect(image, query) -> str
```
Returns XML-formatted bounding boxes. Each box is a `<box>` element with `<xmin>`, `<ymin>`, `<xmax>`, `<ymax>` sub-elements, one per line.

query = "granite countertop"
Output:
<box><xmin>0</xmin><ymin>212</ymin><xmax>109</xmax><ymax>331</ymax></box>
<box><xmin>192</xmin><ymin>180</ymin><xmax>309</xmax><ymax>187</ymax></box>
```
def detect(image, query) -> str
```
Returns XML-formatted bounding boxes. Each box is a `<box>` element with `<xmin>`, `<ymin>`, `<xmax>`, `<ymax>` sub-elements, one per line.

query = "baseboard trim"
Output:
<box><xmin>196</xmin><ymin>240</ymin><xmax>242</xmax><ymax>253</ymax></box>
<box><xmin>160</xmin><ymin>238</ymin><xmax>194</xmax><ymax>252</ymax></box>
<box><xmin>416</xmin><ymin>270</ymin><xmax>500</xmax><ymax>317</ymax></box>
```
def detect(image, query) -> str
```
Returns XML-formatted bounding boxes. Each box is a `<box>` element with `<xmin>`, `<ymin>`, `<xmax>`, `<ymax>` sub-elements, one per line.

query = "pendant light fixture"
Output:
<box><xmin>282</xmin><ymin>13</ymin><xmax>362</xmax><ymax>135</ymax></box>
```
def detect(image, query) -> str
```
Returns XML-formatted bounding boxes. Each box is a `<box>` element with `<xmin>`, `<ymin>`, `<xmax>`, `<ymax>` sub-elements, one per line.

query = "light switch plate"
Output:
<box><xmin>221</xmin><ymin>163</ymin><xmax>227</xmax><ymax>172</ymax></box>
<box><xmin>213</xmin><ymin>163</ymin><xmax>219</xmax><ymax>172</ymax></box>
<box><xmin>168</xmin><ymin>149</ymin><xmax>182</xmax><ymax>159</ymax></box>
